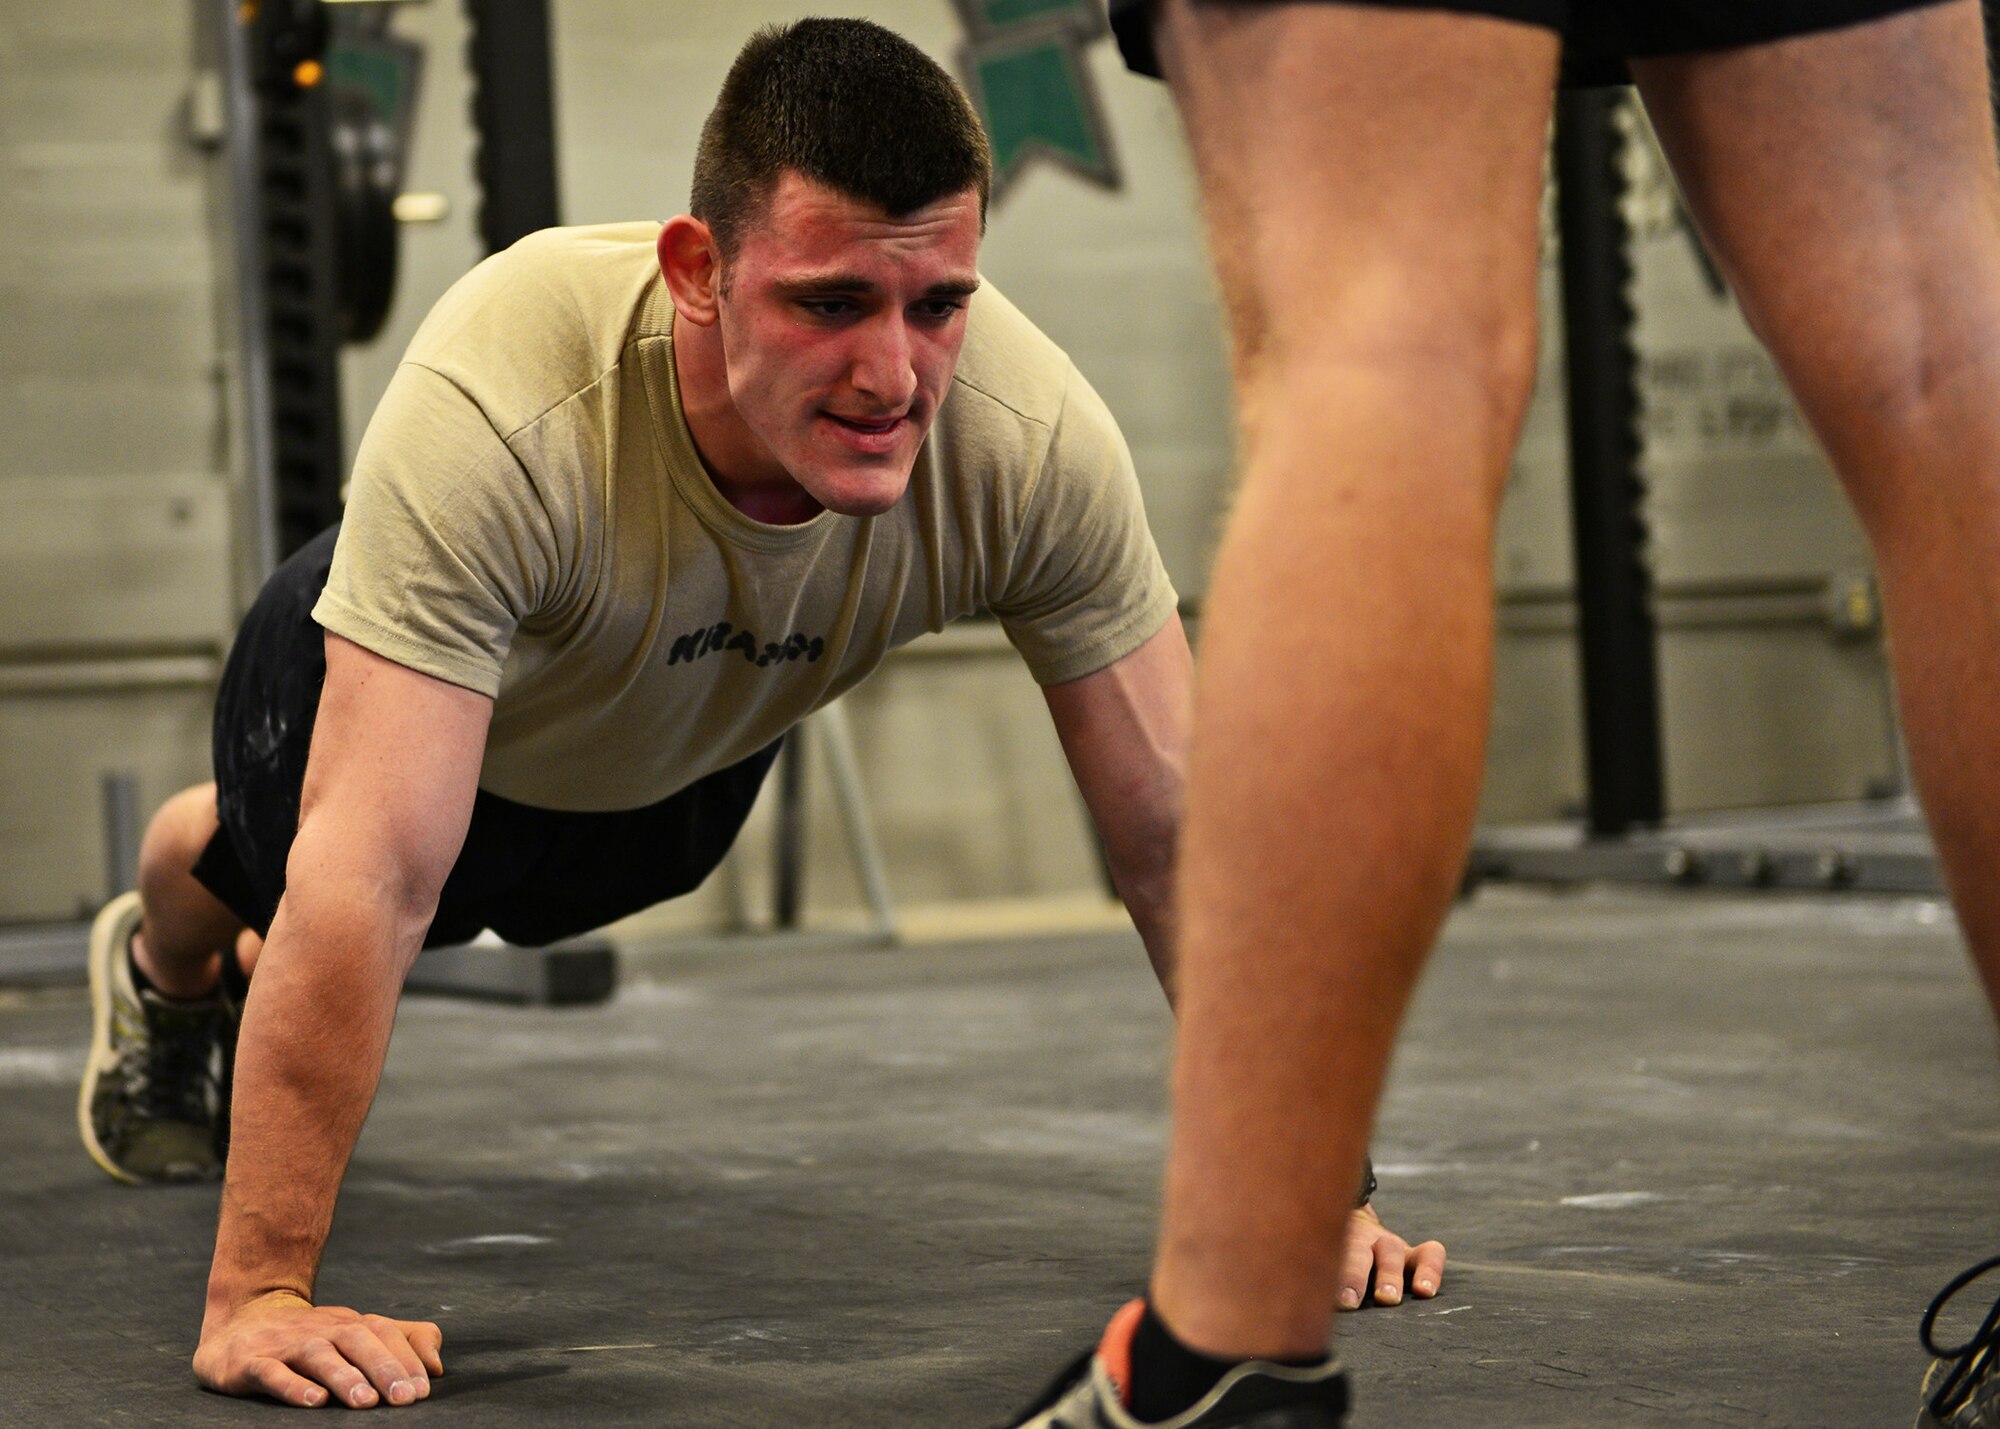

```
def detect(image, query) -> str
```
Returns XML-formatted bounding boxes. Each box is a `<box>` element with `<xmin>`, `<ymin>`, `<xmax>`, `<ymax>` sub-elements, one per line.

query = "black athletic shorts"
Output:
<box><xmin>192</xmin><ymin>525</ymin><xmax>781</xmax><ymax>949</ymax></box>
<box><xmin>1108</xmin><ymin>0</ymin><xmax>1955</xmax><ymax>87</ymax></box>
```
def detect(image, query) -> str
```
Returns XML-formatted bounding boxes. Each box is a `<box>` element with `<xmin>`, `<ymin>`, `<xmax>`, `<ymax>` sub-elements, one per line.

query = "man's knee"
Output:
<box><xmin>134</xmin><ymin>782</ymin><xmax>244</xmax><ymax>974</ymax></box>
<box><xmin>139</xmin><ymin>783</ymin><xmax>220</xmax><ymax>881</ymax></box>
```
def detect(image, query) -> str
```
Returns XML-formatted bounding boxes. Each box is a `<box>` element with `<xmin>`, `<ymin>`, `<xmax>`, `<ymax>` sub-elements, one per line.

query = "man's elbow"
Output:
<box><xmin>279</xmin><ymin>813</ymin><xmax>449</xmax><ymax>963</ymax></box>
<box><xmin>1106</xmin><ymin>816</ymin><xmax>1179</xmax><ymax>918</ymax></box>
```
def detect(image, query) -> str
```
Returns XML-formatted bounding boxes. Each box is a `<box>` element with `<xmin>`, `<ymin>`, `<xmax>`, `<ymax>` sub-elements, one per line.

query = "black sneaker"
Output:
<box><xmin>76</xmin><ymin>892</ymin><xmax>228</xmax><ymax>1184</ymax></box>
<box><xmin>1000</xmin><ymin>1299</ymin><xmax>1349</xmax><ymax>1429</ymax></box>
<box><xmin>1918</xmin><ymin>1256</ymin><xmax>2000</xmax><ymax>1428</ymax></box>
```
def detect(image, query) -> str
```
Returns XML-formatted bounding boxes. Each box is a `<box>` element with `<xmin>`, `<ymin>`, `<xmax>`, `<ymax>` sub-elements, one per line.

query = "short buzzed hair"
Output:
<box><xmin>690</xmin><ymin>18</ymin><xmax>993</xmax><ymax>260</ymax></box>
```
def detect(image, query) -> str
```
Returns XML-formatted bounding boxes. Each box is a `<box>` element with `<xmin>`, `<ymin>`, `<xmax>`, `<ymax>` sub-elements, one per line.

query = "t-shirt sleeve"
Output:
<box><xmin>990</xmin><ymin>363</ymin><xmax>1179</xmax><ymax>686</ymax></box>
<box><xmin>312</xmin><ymin>362</ymin><xmax>561</xmax><ymax>697</ymax></box>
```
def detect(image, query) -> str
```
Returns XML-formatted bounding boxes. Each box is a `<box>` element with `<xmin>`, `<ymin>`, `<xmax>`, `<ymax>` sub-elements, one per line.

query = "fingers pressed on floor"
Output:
<box><xmin>1372</xmin><ymin>1238</ymin><xmax>1411</xmax><ymax>1303</ymax></box>
<box><xmin>360</xmin><ymin>1316</ymin><xmax>430</xmax><ymax>1387</ymax></box>
<box><xmin>1411</xmin><ymin>1240</ymin><xmax>1448</xmax><ymax>1296</ymax></box>
<box><xmin>408</xmin><ymin>1321</ymin><xmax>444</xmax><ymax>1376</ymax></box>
<box><xmin>288</xmin><ymin>1339</ymin><xmax>378</xmax><ymax>1409</ymax></box>
<box><xmin>1337</xmin><ymin>1237</ymin><xmax>1377</xmax><ymax>1309</ymax></box>
<box><xmin>244</xmin><ymin>1355</ymin><xmax>330</xmax><ymax>1409</ymax></box>
<box><xmin>329</xmin><ymin>1323</ymin><xmax>422</xmax><ymax>1403</ymax></box>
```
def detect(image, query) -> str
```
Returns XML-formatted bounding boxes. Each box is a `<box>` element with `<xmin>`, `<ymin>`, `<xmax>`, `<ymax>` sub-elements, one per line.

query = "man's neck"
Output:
<box><xmin>671</xmin><ymin>315</ymin><xmax>824</xmax><ymax>525</ymax></box>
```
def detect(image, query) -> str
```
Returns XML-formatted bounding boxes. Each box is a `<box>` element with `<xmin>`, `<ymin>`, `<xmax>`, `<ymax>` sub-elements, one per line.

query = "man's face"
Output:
<box><xmin>713</xmin><ymin>172</ymin><xmax>983</xmax><ymax>516</ymax></box>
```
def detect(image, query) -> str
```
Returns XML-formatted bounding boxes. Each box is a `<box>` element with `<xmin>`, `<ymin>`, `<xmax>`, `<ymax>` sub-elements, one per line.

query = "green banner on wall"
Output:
<box><xmin>967</xmin><ymin>0</ymin><xmax>1099</xmax><ymax>29</ymax></box>
<box><xmin>951</xmin><ymin>0</ymin><xmax>1121</xmax><ymax>199</ymax></box>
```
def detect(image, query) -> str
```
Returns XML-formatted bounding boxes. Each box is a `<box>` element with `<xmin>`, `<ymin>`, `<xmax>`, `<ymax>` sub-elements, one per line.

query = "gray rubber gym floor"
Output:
<box><xmin>3</xmin><ymin>887</ymin><xmax>1996</xmax><ymax>1426</ymax></box>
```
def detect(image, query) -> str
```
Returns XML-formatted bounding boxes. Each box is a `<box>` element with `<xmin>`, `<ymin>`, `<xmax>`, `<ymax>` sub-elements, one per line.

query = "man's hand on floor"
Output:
<box><xmin>1339</xmin><ymin>1204</ymin><xmax>1447</xmax><ymax>1309</ymax></box>
<box><xmin>194</xmin><ymin>1290</ymin><xmax>442</xmax><ymax>1408</ymax></box>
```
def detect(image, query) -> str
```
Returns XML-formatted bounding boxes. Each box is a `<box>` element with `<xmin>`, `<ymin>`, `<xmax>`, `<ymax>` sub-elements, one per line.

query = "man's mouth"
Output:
<box><xmin>821</xmin><ymin>410</ymin><xmax>911</xmax><ymax>453</ymax></box>
<box><xmin>824</xmin><ymin>412</ymin><xmax>906</xmax><ymax>434</ymax></box>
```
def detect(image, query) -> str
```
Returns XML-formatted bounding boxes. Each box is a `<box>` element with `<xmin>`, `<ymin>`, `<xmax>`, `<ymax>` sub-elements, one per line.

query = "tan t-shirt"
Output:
<box><xmin>315</xmin><ymin>223</ymin><xmax>1177</xmax><ymax>811</ymax></box>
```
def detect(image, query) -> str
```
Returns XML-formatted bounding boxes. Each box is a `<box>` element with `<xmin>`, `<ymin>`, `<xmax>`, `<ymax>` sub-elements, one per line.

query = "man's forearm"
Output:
<box><xmin>204</xmin><ymin>884</ymin><xmax>424</xmax><ymax>1317</ymax></box>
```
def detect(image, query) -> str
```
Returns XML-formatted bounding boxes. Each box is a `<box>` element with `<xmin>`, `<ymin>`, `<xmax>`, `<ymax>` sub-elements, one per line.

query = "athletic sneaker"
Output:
<box><xmin>1918</xmin><ymin>1257</ymin><xmax>2000</xmax><ymax>1428</ymax></box>
<box><xmin>1000</xmin><ymin>1300</ymin><xmax>1349</xmax><ymax>1429</ymax></box>
<box><xmin>77</xmin><ymin>891</ymin><xmax>229</xmax><ymax>1184</ymax></box>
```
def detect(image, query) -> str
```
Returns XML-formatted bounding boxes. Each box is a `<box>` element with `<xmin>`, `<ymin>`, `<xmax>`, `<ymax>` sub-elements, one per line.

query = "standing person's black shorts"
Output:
<box><xmin>1107</xmin><ymin>0</ymin><xmax>1958</xmax><ymax>86</ymax></box>
<box><xmin>191</xmin><ymin>525</ymin><xmax>782</xmax><ymax>950</ymax></box>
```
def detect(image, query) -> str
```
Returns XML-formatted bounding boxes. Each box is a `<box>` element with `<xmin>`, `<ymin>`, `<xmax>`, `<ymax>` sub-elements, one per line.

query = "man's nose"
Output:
<box><xmin>849</xmin><ymin>318</ymin><xmax>918</xmax><ymax>407</ymax></box>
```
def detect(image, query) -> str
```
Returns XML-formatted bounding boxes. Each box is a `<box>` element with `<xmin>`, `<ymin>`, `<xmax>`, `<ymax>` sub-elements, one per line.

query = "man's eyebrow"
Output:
<box><xmin>774</xmin><ymin>274</ymin><xmax>982</xmax><ymax>300</ymax></box>
<box><xmin>774</xmin><ymin>273</ymin><xmax>877</xmax><ymax>296</ymax></box>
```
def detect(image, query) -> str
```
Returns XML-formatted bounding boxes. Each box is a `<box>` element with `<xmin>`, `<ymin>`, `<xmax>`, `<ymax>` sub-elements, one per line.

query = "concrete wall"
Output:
<box><xmin>0</xmin><ymin>3</ymin><xmax>232</xmax><ymax>922</ymax></box>
<box><xmin>0</xmin><ymin>6</ymin><xmax>1900</xmax><ymax>929</ymax></box>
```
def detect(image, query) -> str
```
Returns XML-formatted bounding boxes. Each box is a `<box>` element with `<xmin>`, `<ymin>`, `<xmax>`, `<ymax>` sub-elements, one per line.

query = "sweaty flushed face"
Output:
<box><xmin>709</xmin><ymin>174</ymin><xmax>983</xmax><ymax>518</ymax></box>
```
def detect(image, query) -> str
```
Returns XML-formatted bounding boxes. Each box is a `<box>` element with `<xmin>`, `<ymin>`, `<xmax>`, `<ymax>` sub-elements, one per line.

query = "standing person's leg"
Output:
<box><xmin>1143</xmin><ymin>0</ymin><xmax>1558</xmax><ymax>1365</ymax></box>
<box><xmin>1632</xmin><ymin>0</ymin><xmax>2000</xmax><ymax>1021</ymax></box>
<box><xmin>1628</xmin><ymin>7</ymin><xmax>2000</xmax><ymax>1419</ymax></box>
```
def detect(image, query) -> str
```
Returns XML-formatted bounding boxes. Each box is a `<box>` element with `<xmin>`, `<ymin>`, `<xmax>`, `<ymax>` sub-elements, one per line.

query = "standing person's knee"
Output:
<box><xmin>1241</xmin><ymin>294</ymin><xmax>1541</xmax><ymax>507</ymax></box>
<box><xmin>1743</xmin><ymin>242</ymin><xmax>2000</xmax><ymax>417</ymax></box>
<box><xmin>1630</xmin><ymin>1</ymin><xmax>2000</xmax><ymax>519</ymax></box>
<box><xmin>1759</xmin><ymin>274</ymin><xmax>2000</xmax><ymax>528</ymax></box>
<box><xmin>1456</xmin><ymin>299</ymin><xmax>1544</xmax><ymax>463</ymax></box>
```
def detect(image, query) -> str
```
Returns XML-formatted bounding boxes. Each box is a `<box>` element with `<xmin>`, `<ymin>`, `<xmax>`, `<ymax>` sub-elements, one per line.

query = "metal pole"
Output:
<box><xmin>101</xmin><ymin>771</ymin><xmax>143</xmax><ymax>897</ymax></box>
<box><xmin>1553</xmin><ymin>89</ymin><xmax>1666</xmax><ymax>836</ymax></box>
<box><xmin>813</xmin><ymin>703</ymin><xmax>898</xmax><ymax>941</ymax></box>
<box><xmin>211</xmin><ymin>0</ymin><xmax>282</xmax><ymax>593</ymax></box>
<box><xmin>210</xmin><ymin>0</ymin><xmax>348</xmax><ymax>569</ymax></box>
<box><xmin>463</xmin><ymin>0</ymin><xmax>562</xmax><ymax>253</ymax></box>
<box><xmin>772</xmin><ymin>737</ymin><xmax>806</xmax><ymax>929</ymax></box>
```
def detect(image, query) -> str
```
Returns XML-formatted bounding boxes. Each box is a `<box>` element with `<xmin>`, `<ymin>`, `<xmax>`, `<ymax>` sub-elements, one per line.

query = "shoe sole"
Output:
<box><xmin>77</xmin><ymin>891</ymin><xmax>146</xmax><ymax>1186</ymax></box>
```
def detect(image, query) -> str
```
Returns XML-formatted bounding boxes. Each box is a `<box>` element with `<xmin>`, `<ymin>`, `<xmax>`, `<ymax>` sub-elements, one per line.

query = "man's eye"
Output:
<box><xmin>913</xmin><ymin>300</ymin><xmax>965</xmax><ymax>321</ymax></box>
<box><xmin>799</xmin><ymin>299</ymin><xmax>853</xmax><ymax>319</ymax></box>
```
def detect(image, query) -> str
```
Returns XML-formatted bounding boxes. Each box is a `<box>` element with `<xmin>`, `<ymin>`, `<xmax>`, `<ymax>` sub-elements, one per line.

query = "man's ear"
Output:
<box><xmin>659</xmin><ymin>216</ymin><xmax>722</xmax><ymax>325</ymax></box>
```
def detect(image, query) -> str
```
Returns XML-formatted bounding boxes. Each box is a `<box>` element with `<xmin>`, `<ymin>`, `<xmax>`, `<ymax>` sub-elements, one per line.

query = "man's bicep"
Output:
<box><xmin>294</xmin><ymin>632</ymin><xmax>494</xmax><ymax>911</ymax></box>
